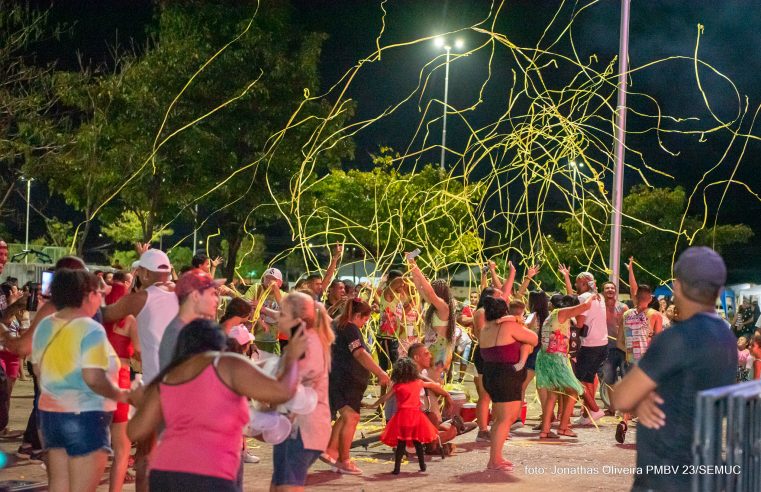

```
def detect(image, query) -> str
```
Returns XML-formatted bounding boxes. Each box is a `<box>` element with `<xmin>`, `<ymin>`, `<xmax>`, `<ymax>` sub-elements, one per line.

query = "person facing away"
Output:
<box><xmin>611</xmin><ymin>247</ymin><xmax>737</xmax><ymax>492</ymax></box>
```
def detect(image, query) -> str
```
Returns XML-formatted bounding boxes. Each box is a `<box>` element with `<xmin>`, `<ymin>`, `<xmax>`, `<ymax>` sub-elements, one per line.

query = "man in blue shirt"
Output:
<box><xmin>611</xmin><ymin>247</ymin><xmax>736</xmax><ymax>491</ymax></box>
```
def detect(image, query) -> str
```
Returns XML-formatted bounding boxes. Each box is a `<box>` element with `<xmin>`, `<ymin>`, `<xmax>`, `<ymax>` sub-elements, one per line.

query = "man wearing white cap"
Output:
<box><xmin>102</xmin><ymin>245</ymin><xmax>179</xmax><ymax>492</ymax></box>
<box><xmin>244</xmin><ymin>267</ymin><xmax>285</xmax><ymax>358</ymax></box>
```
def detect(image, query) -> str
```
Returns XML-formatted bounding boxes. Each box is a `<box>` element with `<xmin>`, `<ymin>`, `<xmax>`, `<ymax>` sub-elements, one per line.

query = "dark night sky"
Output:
<box><xmin>10</xmin><ymin>0</ymin><xmax>761</xmax><ymax>277</ymax></box>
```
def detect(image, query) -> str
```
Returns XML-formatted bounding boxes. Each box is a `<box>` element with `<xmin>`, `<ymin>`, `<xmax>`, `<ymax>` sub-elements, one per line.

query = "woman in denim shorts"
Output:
<box><xmin>31</xmin><ymin>269</ymin><xmax>129</xmax><ymax>492</ymax></box>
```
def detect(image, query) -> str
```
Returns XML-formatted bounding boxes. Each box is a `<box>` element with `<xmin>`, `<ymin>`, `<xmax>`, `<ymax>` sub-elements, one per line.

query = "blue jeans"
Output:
<box><xmin>271</xmin><ymin>431</ymin><xmax>320</xmax><ymax>486</ymax></box>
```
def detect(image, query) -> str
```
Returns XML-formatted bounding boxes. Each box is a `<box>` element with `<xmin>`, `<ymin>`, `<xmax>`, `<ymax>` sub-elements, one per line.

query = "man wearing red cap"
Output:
<box><xmin>158</xmin><ymin>268</ymin><xmax>224</xmax><ymax>371</ymax></box>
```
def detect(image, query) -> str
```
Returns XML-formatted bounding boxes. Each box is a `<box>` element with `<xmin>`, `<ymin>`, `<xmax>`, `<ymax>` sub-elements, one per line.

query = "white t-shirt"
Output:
<box><xmin>136</xmin><ymin>285</ymin><xmax>179</xmax><ymax>382</ymax></box>
<box><xmin>578</xmin><ymin>292</ymin><xmax>608</xmax><ymax>347</ymax></box>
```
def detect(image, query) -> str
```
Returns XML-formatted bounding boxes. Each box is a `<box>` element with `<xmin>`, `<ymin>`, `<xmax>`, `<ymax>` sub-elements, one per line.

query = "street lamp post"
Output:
<box><xmin>434</xmin><ymin>37</ymin><xmax>464</xmax><ymax>170</ymax></box>
<box><xmin>608</xmin><ymin>0</ymin><xmax>631</xmax><ymax>288</ymax></box>
<box><xmin>192</xmin><ymin>204</ymin><xmax>198</xmax><ymax>253</ymax></box>
<box><xmin>22</xmin><ymin>177</ymin><xmax>32</xmax><ymax>263</ymax></box>
<box><xmin>569</xmin><ymin>160</ymin><xmax>584</xmax><ymax>213</ymax></box>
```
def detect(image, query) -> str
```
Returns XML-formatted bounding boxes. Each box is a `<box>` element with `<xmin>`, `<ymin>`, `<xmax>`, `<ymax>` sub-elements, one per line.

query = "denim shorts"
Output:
<box><xmin>39</xmin><ymin>410</ymin><xmax>113</xmax><ymax>456</ymax></box>
<box><xmin>271</xmin><ymin>430</ymin><xmax>321</xmax><ymax>486</ymax></box>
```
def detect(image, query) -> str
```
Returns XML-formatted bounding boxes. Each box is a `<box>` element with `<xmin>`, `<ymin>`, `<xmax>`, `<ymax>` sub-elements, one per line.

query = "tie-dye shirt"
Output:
<box><xmin>32</xmin><ymin>315</ymin><xmax>120</xmax><ymax>413</ymax></box>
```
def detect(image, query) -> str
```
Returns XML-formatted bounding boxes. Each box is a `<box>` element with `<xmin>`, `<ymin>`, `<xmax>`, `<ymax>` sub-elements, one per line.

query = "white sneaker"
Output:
<box><xmin>573</xmin><ymin>415</ymin><xmax>592</xmax><ymax>426</ymax></box>
<box><xmin>588</xmin><ymin>409</ymin><xmax>606</xmax><ymax>421</ymax></box>
<box><xmin>243</xmin><ymin>451</ymin><xmax>260</xmax><ymax>464</ymax></box>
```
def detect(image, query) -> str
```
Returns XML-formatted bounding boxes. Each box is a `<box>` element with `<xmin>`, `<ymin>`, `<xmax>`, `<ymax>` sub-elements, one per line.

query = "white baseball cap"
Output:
<box><xmin>137</xmin><ymin>249</ymin><xmax>172</xmax><ymax>273</ymax></box>
<box><xmin>229</xmin><ymin>325</ymin><xmax>255</xmax><ymax>345</ymax></box>
<box><xmin>263</xmin><ymin>267</ymin><xmax>283</xmax><ymax>283</ymax></box>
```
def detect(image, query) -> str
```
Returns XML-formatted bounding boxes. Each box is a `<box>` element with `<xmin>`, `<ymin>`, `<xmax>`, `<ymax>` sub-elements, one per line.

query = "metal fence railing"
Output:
<box><xmin>693</xmin><ymin>379</ymin><xmax>761</xmax><ymax>492</ymax></box>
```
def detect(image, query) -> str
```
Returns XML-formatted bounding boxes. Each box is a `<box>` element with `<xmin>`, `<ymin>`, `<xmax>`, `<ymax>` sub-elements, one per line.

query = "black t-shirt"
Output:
<box><xmin>330</xmin><ymin>322</ymin><xmax>370</xmax><ymax>388</ymax></box>
<box><xmin>635</xmin><ymin>312</ymin><xmax>736</xmax><ymax>491</ymax></box>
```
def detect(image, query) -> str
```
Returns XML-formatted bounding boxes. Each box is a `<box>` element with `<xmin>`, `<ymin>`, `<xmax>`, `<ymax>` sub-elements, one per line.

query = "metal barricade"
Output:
<box><xmin>693</xmin><ymin>379</ymin><xmax>761</xmax><ymax>492</ymax></box>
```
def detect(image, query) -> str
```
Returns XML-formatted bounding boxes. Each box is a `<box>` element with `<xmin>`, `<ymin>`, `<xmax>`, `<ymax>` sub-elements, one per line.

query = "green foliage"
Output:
<box><xmin>101</xmin><ymin>210</ymin><xmax>173</xmax><ymax>246</ymax></box>
<box><xmin>110</xmin><ymin>249</ymin><xmax>138</xmax><ymax>269</ymax></box>
<box><xmin>221</xmin><ymin>235</ymin><xmax>265</xmax><ymax>281</ymax></box>
<box><xmin>550</xmin><ymin>185</ymin><xmax>754</xmax><ymax>286</ymax></box>
<box><xmin>305</xmin><ymin>149</ymin><xmax>484</xmax><ymax>269</ymax></box>
<box><xmin>167</xmin><ymin>246</ymin><xmax>193</xmax><ymax>271</ymax></box>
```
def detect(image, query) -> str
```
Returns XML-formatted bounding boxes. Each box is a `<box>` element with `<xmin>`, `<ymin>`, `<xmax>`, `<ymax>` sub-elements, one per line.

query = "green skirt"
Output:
<box><xmin>535</xmin><ymin>349</ymin><xmax>584</xmax><ymax>396</ymax></box>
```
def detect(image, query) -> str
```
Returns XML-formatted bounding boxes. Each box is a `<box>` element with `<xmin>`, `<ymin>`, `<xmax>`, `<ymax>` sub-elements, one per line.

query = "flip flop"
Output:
<box><xmin>539</xmin><ymin>431</ymin><xmax>559</xmax><ymax>440</ymax></box>
<box><xmin>557</xmin><ymin>428</ymin><xmax>577</xmax><ymax>438</ymax></box>
<box><xmin>487</xmin><ymin>462</ymin><xmax>514</xmax><ymax>471</ymax></box>
<box><xmin>615</xmin><ymin>421</ymin><xmax>627</xmax><ymax>444</ymax></box>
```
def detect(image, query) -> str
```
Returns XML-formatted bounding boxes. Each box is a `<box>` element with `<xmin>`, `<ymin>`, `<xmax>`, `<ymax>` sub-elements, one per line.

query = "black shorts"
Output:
<box><xmin>329</xmin><ymin>381</ymin><xmax>366</xmax><ymax>416</ymax></box>
<box><xmin>526</xmin><ymin>344</ymin><xmax>540</xmax><ymax>371</ymax></box>
<box><xmin>482</xmin><ymin>362</ymin><xmax>526</xmax><ymax>403</ymax></box>
<box><xmin>473</xmin><ymin>345</ymin><xmax>484</xmax><ymax>375</ymax></box>
<box><xmin>574</xmin><ymin>345</ymin><xmax>608</xmax><ymax>383</ymax></box>
<box><xmin>376</xmin><ymin>337</ymin><xmax>399</xmax><ymax>372</ymax></box>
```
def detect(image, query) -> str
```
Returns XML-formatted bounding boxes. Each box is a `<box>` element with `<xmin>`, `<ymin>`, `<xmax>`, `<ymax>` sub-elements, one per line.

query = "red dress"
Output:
<box><xmin>380</xmin><ymin>379</ymin><xmax>439</xmax><ymax>446</ymax></box>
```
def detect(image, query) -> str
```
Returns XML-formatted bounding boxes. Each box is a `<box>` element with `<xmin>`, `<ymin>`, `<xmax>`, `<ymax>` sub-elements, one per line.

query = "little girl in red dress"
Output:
<box><xmin>373</xmin><ymin>357</ymin><xmax>445</xmax><ymax>474</ymax></box>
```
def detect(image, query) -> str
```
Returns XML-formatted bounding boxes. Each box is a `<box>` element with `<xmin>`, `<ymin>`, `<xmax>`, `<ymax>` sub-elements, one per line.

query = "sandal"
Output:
<box><xmin>487</xmin><ymin>461</ymin><xmax>514</xmax><ymax>471</ymax></box>
<box><xmin>539</xmin><ymin>431</ymin><xmax>559</xmax><ymax>440</ymax></box>
<box><xmin>557</xmin><ymin>428</ymin><xmax>577</xmax><ymax>438</ymax></box>
<box><xmin>615</xmin><ymin>421</ymin><xmax>627</xmax><ymax>444</ymax></box>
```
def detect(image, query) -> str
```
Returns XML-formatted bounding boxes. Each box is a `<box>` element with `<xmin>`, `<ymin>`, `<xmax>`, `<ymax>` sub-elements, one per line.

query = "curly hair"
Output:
<box><xmin>391</xmin><ymin>357</ymin><xmax>419</xmax><ymax>384</ymax></box>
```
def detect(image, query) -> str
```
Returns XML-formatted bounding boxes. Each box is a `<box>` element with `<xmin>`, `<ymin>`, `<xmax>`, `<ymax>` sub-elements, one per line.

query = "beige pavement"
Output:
<box><xmin>1</xmin><ymin>375</ymin><xmax>636</xmax><ymax>491</ymax></box>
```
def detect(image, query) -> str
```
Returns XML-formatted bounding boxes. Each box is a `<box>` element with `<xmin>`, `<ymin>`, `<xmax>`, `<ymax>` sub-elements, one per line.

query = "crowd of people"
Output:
<box><xmin>0</xmin><ymin>237</ymin><xmax>754</xmax><ymax>491</ymax></box>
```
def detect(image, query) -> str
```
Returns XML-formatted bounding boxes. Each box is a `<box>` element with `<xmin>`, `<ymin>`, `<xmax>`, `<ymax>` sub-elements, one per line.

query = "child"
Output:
<box><xmin>737</xmin><ymin>336</ymin><xmax>752</xmax><ymax>382</ymax></box>
<box><xmin>372</xmin><ymin>357</ymin><xmax>446</xmax><ymax>475</ymax></box>
<box><xmin>750</xmin><ymin>334</ymin><xmax>761</xmax><ymax>380</ymax></box>
<box><xmin>227</xmin><ymin>325</ymin><xmax>260</xmax><ymax>464</ymax></box>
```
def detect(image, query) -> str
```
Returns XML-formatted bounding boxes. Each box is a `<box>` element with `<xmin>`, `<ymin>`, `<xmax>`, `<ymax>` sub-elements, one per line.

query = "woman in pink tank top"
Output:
<box><xmin>128</xmin><ymin>319</ymin><xmax>307</xmax><ymax>491</ymax></box>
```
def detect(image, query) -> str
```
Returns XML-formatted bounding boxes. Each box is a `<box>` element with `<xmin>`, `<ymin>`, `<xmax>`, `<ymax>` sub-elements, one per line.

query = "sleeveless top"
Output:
<box><xmin>424</xmin><ymin>311</ymin><xmax>454</xmax><ymax>370</ymax></box>
<box><xmin>541</xmin><ymin>311</ymin><xmax>571</xmax><ymax>355</ymax></box>
<box><xmin>378</xmin><ymin>293</ymin><xmax>404</xmax><ymax>339</ymax></box>
<box><xmin>104</xmin><ymin>283</ymin><xmax>134</xmax><ymax>359</ymax></box>
<box><xmin>151</xmin><ymin>356</ymin><xmax>249</xmax><ymax>481</ymax></box>
<box><xmin>480</xmin><ymin>321</ymin><xmax>522</xmax><ymax>363</ymax></box>
<box><xmin>136</xmin><ymin>284</ymin><xmax>179</xmax><ymax>382</ymax></box>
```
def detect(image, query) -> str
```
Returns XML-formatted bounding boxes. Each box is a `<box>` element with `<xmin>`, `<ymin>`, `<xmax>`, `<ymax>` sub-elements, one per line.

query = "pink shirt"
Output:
<box><xmin>294</xmin><ymin>329</ymin><xmax>331</xmax><ymax>451</ymax></box>
<box><xmin>151</xmin><ymin>359</ymin><xmax>249</xmax><ymax>481</ymax></box>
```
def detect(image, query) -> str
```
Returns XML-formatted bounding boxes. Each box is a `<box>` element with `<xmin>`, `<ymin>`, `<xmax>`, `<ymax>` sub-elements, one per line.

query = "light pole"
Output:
<box><xmin>608</xmin><ymin>0</ymin><xmax>631</xmax><ymax>288</ymax></box>
<box><xmin>192</xmin><ymin>204</ymin><xmax>198</xmax><ymax>253</ymax></box>
<box><xmin>22</xmin><ymin>177</ymin><xmax>33</xmax><ymax>263</ymax></box>
<box><xmin>434</xmin><ymin>37</ymin><xmax>464</xmax><ymax>170</ymax></box>
<box><xmin>569</xmin><ymin>160</ymin><xmax>584</xmax><ymax>213</ymax></box>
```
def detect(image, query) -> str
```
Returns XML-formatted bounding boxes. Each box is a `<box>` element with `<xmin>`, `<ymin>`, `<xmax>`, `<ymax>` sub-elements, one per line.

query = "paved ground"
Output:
<box><xmin>1</xmin><ymin>375</ymin><xmax>637</xmax><ymax>491</ymax></box>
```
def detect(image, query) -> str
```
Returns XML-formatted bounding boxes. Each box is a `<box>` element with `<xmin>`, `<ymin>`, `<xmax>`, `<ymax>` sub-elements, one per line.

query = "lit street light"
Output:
<box><xmin>433</xmin><ymin>36</ymin><xmax>464</xmax><ymax>170</ymax></box>
<box><xmin>569</xmin><ymin>160</ymin><xmax>584</xmax><ymax>213</ymax></box>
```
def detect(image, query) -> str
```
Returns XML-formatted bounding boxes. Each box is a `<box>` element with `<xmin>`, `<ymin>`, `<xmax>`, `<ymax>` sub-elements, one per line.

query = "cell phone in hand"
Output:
<box><xmin>405</xmin><ymin>248</ymin><xmax>421</xmax><ymax>261</ymax></box>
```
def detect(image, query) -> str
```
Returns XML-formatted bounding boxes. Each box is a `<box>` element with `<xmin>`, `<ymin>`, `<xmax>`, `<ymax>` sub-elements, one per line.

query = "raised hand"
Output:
<box><xmin>626</xmin><ymin>256</ymin><xmax>635</xmax><ymax>271</ymax></box>
<box><xmin>526</xmin><ymin>264</ymin><xmax>540</xmax><ymax>278</ymax></box>
<box><xmin>558</xmin><ymin>263</ymin><xmax>570</xmax><ymax>277</ymax></box>
<box><xmin>211</xmin><ymin>256</ymin><xmax>224</xmax><ymax>268</ymax></box>
<box><xmin>135</xmin><ymin>242</ymin><xmax>151</xmax><ymax>256</ymax></box>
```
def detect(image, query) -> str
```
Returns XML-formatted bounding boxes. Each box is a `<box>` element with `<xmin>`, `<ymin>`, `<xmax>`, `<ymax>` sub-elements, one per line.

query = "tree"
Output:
<box><xmin>80</xmin><ymin>1</ymin><xmax>354</xmax><ymax>280</ymax></box>
<box><xmin>101</xmin><ymin>210</ymin><xmax>173</xmax><ymax>245</ymax></box>
<box><xmin>0</xmin><ymin>4</ymin><xmax>66</xmax><ymax>223</ymax></box>
<box><xmin>548</xmin><ymin>185</ymin><xmax>753</xmax><ymax>286</ymax></box>
<box><xmin>303</xmin><ymin>148</ymin><xmax>485</xmax><ymax>271</ymax></box>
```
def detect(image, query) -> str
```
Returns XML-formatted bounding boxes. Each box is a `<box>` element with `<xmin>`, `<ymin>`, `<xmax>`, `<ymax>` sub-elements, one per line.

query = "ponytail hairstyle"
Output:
<box><xmin>337</xmin><ymin>297</ymin><xmax>372</xmax><ymax>329</ymax></box>
<box><xmin>483</xmin><ymin>296</ymin><xmax>508</xmax><ymax>321</ymax></box>
<box><xmin>425</xmin><ymin>279</ymin><xmax>456</xmax><ymax>342</ymax></box>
